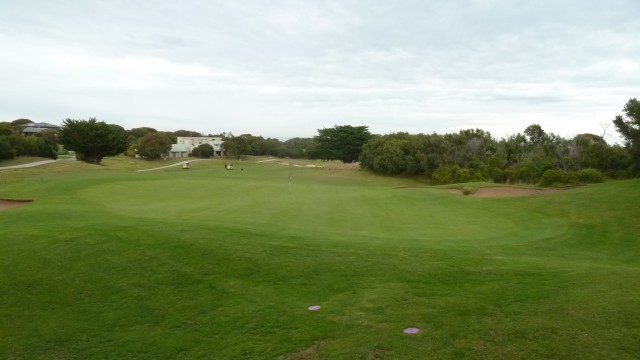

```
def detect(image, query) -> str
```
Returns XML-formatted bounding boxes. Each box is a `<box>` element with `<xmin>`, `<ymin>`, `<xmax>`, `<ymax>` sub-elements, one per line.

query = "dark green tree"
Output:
<box><xmin>236</xmin><ymin>134</ymin><xmax>282</xmax><ymax>156</ymax></box>
<box><xmin>0</xmin><ymin>124</ymin><xmax>13</xmax><ymax>136</ymax></box>
<box><xmin>59</xmin><ymin>118</ymin><xmax>128</xmax><ymax>164</ymax></box>
<box><xmin>612</xmin><ymin>98</ymin><xmax>640</xmax><ymax>170</ymax></box>
<box><xmin>0</xmin><ymin>136</ymin><xmax>15</xmax><ymax>160</ymax></box>
<box><xmin>222</xmin><ymin>134</ymin><xmax>249</xmax><ymax>159</ymax></box>
<box><xmin>10</xmin><ymin>119</ymin><xmax>32</xmax><ymax>131</ymax></box>
<box><xmin>159</xmin><ymin>131</ymin><xmax>177</xmax><ymax>144</ymax></box>
<box><xmin>524</xmin><ymin>124</ymin><xmax>548</xmax><ymax>145</ymax></box>
<box><xmin>309</xmin><ymin>125</ymin><xmax>372</xmax><ymax>163</ymax></box>
<box><xmin>174</xmin><ymin>130</ymin><xmax>202</xmax><ymax>137</ymax></box>
<box><xmin>277</xmin><ymin>137</ymin><xmax>315</xmax><ymax>158</ymax></box>
<box><xmin>137</xmin><ymin>132</ymin><xmax>172</xmax><ymax>159</ymax></box>
<box><xmin>36</xmin><ymin>129</ymin><xmax>58</xmax><ymax>151</ymax></box>
<box><xmin>191</xmin><ymin>144</ymin><xmax>214</xmax><ymax>158</ymax></box>
<box><xmin>10</xmin><ymin>118</ymin><xmax>32</xmax><ymax>126</ymax></box>
<box><xmin>127</xmin><ymin>127</ymin><xmax>157</xmax><ymax>140</ymax></box>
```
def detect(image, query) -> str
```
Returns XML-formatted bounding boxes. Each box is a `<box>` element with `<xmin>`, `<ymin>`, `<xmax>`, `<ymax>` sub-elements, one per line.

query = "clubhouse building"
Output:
<box><xmin>169</xmin><ymin>136</ymin><xmax>226</xmax><ymax>158</ymax></box>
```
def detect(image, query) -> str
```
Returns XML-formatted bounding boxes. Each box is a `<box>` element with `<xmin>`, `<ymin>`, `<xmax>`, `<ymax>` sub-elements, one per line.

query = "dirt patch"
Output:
<box><xmin>447</xmin><ymin>187</ymin><xmax>562</xmax><ymax>198</ymax></box>
<box><xmin>0</xmin><ymin>199</ymin><xmax>33</xmax><ymax>211</ymax></box>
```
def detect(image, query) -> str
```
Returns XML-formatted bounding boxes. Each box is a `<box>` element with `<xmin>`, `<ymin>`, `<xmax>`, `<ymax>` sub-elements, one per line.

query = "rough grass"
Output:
<box><xmin>0</xmin><ymin>156</ymin><xmax>639</xmax><ymax>359</ymax></box>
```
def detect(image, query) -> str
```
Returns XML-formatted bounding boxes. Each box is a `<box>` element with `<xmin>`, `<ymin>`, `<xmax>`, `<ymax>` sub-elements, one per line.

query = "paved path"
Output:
<box><xmin>0</xmin><ymin>159</ymin><xmax>58</xmax><ymax>170</ymax></box>
<box><xmin>0</xmin><ymin>158</ymin><xmax>207</xmax><ymax>172</ymax></box>
<box><xmin>136</xmin><ymin>159</ymin><xmax>207</xmax><ymax>172</ymax></box>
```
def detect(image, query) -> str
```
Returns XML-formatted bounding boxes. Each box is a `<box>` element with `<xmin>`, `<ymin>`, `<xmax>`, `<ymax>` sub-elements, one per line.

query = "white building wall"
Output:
<box><xmin>176</xmin><ymin>137</ymin><xmax>225</xmax><ymax>156</ymax></box>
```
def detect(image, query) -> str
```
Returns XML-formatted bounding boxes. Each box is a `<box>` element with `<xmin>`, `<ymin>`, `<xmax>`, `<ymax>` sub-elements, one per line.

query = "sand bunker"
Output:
<box><xmin>0</xmin><ymin>199</ymin><xmax>33</xmax><ymax>211</ymax></box>
<box><xmin>447</xmin><ymin>187</ymin><xmax>562</xmax><ymax>197</ymax></box>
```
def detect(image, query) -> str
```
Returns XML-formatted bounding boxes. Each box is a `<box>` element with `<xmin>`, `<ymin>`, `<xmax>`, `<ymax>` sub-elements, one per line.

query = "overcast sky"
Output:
<box><xmin>1</xmin><ymin>0</ymin><xmax>639</xmax><ymax>141</ymax></box>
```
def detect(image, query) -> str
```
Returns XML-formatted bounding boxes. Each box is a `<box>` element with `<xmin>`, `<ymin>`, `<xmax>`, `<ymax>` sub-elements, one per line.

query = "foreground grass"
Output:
<box><xmin>0</xmin><ymin>157</ymin><xmax>639</xmax><ymax>359</ymax></box>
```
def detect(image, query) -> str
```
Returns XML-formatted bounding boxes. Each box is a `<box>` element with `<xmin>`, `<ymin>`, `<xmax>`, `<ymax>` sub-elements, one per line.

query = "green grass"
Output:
<box><xmin>1</xmin><ymin>156</ymin><xmax>639</xmax><ymax>359</ymax></box>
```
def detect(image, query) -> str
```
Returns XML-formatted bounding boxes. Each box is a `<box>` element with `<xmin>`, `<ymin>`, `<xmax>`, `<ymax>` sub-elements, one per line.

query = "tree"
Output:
<box><xmin>309</xmin><ymin>125</ymin><xmax>372</xmax><ymax>163</ymax></box>
<box><xmin>277</xmin><ymin>137</ymin><xmax>314</xmax><ymax>158</ymax></box>
<box><xmin>37</xmin><ymin>129</ymin><xmax>58</xmax><ymax>151</ymax></box>
<box><xmin>137</xmin><ymin>132</ymin><xmax>172</xmax><ymax>159</ymax></box>
<box><xmin>524</xmin><ymin>124</ymin><xmax>548</xmax><ymax>145</ymax></box>
<box><xmin>59</xmin><ymin>118</ymin><xmax>128</xmax><ymax>164</ymax></box>
<box><xmin>612</xmin><ymin>98</ymin><xmax>640</xmax><ymax>170</ymax></box>
<box><xmin>10</xmin><ymin>118</ymin><xmax>33</xmax><ymax>130</ymax></box>
<box><xmin>221</xmin><ymin>134</ymin><xmax>249</xmax><ymax>159</ymax></box>
<box><xmin>127</xmin><ymin>127</ymin><xmax>157</xmax><ymax>140</ymax></box>
<box><xmin>174</xmin><ymin>130</ymin><xmax>202</xmax><ymax>137</ymax></box>
<box><xmin>191</xmin><ymin>144</ymin><xmax>214</xmax><ymax>158</ymax></box>
<box><xmin>0</xmin><ymin>124</ymin><xmax>13</xmax><ymax>138</ymax></box>
<box><xmin>159</xmin><ymin>131</ymin><xmax>177</xmax><ymax>144</ymax></box>
<box><xmin>0</xmin><ymin>136</ymin><xmax>15</xmax><ymax>160</ymax></box>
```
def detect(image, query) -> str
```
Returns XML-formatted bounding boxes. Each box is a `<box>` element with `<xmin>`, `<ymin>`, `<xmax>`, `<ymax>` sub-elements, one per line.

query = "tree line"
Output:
<box><xmin>359</xmin><ymin>126</ymin><xmax>632</xmax><ymax>185</ymax></box>
<box><xmin>2</xmin><ymin>98</ymin><xmax>638</xmax><ymax>186</ymax></box>
<box><xmin>0</xmin><ymin>119</ymin><xmax>58</xmax><ymax>160</ymax></box>
<box><xmin>0</xmin><ymin>117</ymin><xmax>318</xmax><ymax>164</ymax></box>
<box><xmin>358</xmin><ymin>98</ymin><xmax>640</xmax><ymax>185</ymax></box>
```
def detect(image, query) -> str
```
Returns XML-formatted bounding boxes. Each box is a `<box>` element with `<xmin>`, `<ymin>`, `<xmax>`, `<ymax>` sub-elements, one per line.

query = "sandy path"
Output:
<box><xmin>0</xmin><ymin>199</ymin><xmax>33</xmax><ymax>211</ymax></box>
<box><xmin>447</xmin><ymin>187</ymin><xmax>562</xmax><ymax>197</ymax></box>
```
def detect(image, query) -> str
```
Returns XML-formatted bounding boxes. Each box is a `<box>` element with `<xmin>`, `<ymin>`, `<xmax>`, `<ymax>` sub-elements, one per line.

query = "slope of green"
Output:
<box><xmin>1</xmin><ymin>157</ymin><xmax>638</xmax><ymax>359</ymax></box>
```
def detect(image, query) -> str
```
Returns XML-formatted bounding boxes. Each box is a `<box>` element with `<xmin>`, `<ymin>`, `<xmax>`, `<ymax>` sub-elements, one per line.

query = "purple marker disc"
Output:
<box><xmin>307</xmin><ymin>305</ymin><xmax>321</xmax><ymax>311</ymax></box>
<box><xmin>403</xmin><ymin>327</ymin><xmax>420</xmax><ymax>334</ymax></box>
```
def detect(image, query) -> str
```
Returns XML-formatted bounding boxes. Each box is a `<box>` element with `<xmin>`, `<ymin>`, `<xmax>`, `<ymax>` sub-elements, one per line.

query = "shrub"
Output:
<box><xmin>432</xmin><ymin>165</ymin><xmax>476</xmax><ymax>185</ymax></box>
<box><xmin>455</xmin><ymin>168</ymin><xmax>471</xmax><ymax>183</ymax></box>
<box><xmin>539</xmin><ymin>169</ymin><xmax>567</xmax><ymax>187</ymax></box>
<box><xmin>432</xmin><ymin>165</ymin><xmax>454</xmax><ymax>185</ymax></box>
<box><xmin>0</xmin><ymin>136</ymin><xmax>16</xmax><ymax>160</ymax></box>
<box><xmin>576</xmin><ymin>168</ymin><xmax>605</xmax><ymax>183</ymax></box>
<box><xmin>191</xmin><ymin>144</ymin><xmax>214</xmax><ymax>158</ymax></box>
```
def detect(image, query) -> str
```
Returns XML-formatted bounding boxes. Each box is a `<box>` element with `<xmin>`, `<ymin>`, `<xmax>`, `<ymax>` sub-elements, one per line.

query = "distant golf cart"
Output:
<box><xmin>182</xmin><ymin>162</ymin><xmax>190</xmax><ymax>169</ymax></box>
<box><xmin>225</xmin><ymin>163</ymin><xmax>234</xmax><ymax>170</ymax></box>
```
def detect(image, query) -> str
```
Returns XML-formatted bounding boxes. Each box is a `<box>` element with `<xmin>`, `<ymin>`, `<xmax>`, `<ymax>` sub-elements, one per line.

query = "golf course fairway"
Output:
<box><xmin>1</xmin><ymin>157</ymin><xmax>639</xmax><ymax>359</ymax></box>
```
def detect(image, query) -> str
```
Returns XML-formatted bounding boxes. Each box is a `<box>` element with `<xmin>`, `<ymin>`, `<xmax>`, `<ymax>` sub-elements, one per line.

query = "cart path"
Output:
<box><xmin>0</xmin><ymin>159</ymin><xmax>59</xmax><ymax>170</ymax></box>
<box><xmin>136</xmin><ymin>159</ymin><xmax>207</xmax><ymax>172</ymax></box>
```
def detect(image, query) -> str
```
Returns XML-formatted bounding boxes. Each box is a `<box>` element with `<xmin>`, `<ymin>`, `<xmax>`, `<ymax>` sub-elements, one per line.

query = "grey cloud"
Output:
<box><xmin>0</xmin><ymin>0</ymin><xmax>639</xmax><ymax>140</ymax></box>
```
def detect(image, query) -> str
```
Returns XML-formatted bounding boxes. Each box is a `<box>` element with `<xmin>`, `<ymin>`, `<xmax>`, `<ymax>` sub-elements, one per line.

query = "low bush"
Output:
<box><xmin>576</xmin><ymin>168</ymin><xmax>605</xmax><ymax>183</ymax></box>
<box><xmin>539</xmin><ymin>169</ymin><xmax>568</xmax><ymax>187</ymax></box>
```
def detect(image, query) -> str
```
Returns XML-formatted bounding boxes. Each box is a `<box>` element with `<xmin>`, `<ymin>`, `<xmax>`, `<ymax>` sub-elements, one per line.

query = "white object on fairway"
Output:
<box><xmin>307</xmin><ymin>305</ymin><xmax>321</xmax><ymax>311</ymax></box>
<box><xmin>403</xmin><ymin>327</ymin><xmax>420</xmax><ymax>334</ymax></box>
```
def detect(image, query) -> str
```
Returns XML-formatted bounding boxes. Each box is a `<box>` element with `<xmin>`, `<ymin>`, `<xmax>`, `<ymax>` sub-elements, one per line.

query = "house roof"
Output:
<box><xmin>21</xmin><ymin>122</ymin><xmax>60</xmax><ymax>129</ymax></box>
<box><xmin>170</xmin><ymin>144</ymin><xmax>191</xmax><ymax>152</ymax></box>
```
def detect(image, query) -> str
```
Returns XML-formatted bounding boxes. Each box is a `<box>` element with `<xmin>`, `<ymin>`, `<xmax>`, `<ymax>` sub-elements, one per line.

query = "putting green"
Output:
<box><xmin>79</xmin><ymin>171</ymin><xmax>567</xmax><ymax>247</ymax></box>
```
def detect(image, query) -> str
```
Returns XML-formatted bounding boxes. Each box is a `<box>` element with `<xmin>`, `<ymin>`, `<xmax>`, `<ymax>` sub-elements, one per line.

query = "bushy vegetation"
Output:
<box><xmin>537</xmin><ymin>168</ymin><xmax>606</xmax><ymax>187</ymax></box>
<box><xmin>539</xmin><ymin>169</ymin><xmax>572</xmax><ymax>187</ymax></box>
<box><xmin>3</xmin><ymin>98</ymin><xmax>638</xmax><ymax>185</ymax></box>
<box><xmin>360</xmin><ymin>125</ymin><xmax>635</xmax><ymax>185</ymax></box>
<box><xmin>0</xmin><ymin>122</ymin><xmax>57</xmax><ymax>161</ymax></box>
<box><xmin>576</xmin><ymin>168</ymin><xmax>606</xmax><ymax>183</ymax></box>
<box><xmin>136</xmin><ymin>132</ymin><xmax>172</xmax><ymax>160</ymax></box>
<box><xmin>190</xmin><ymin>143</ymin><xmax>214</xmax><ymax>158</ymax></box>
